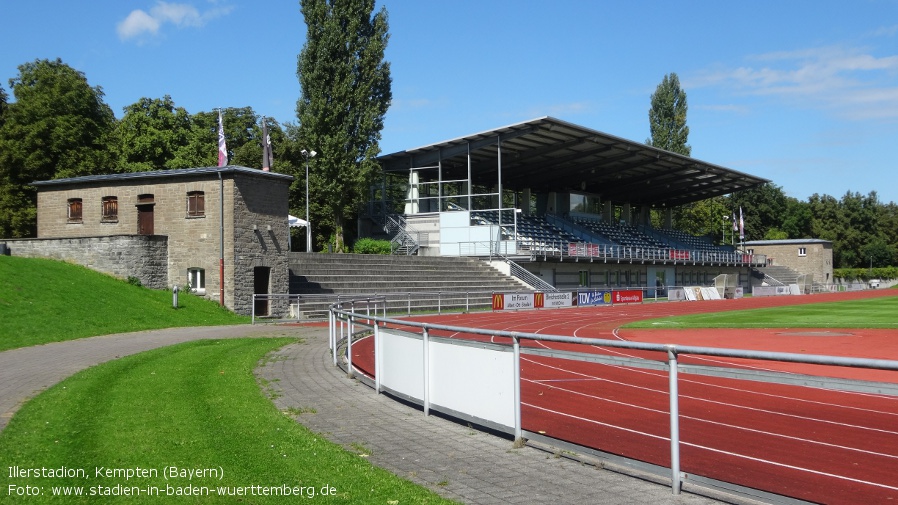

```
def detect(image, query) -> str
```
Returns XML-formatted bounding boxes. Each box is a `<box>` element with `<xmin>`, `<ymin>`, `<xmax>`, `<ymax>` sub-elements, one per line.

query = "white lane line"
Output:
<box><xmin>526</xmin><ymin>378</ymin><xmax>898</xmax><ymax>461</ymax></box>
<box><xmin>524</xmin><ymin>357</ymin><xmax>898</xmax><ymax>436</ymax></box>
<box><xmin>525</xmin><ymin>403</ymin><xmax>898</xmax><ymax>492</ymax></box>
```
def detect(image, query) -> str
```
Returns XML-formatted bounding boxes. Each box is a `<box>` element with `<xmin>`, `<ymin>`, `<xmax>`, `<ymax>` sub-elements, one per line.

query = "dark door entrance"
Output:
<box><xmin>253</xmin><ymin>266</ymin><xmax>270</xmax><ymax>316</ymax></box>
<box><xmin>137</xmin><ymin>194</ymin><xmax>154</xmax><ymax>235</ymax></box>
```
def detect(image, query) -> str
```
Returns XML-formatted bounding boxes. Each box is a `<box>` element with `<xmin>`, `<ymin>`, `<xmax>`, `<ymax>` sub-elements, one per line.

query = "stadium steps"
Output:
<box><xmin>755</xmin><ymin>265</ymin><xmax>801</xmax><ymax>286</ymax></box>
<box><xmin>288</xmin><ymin>253</ymin><xmax>527</xmax><ymax>314</ymax></box>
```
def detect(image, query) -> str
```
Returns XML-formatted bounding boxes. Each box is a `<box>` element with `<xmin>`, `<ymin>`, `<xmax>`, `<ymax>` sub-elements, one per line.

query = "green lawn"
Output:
<box><xmin>0</xmin><ymin>256</ymin><xmax>249</xmax><ymax>351</ymax></box>
<box><xmin>0</xmin><ymin>338</ymin><xmax>456</xmax><ymax>504</ymax></box>
<box><xmin>624</xmin><ymin>295</ymin><xmax>898</xmax><ymax>329</ymax></box>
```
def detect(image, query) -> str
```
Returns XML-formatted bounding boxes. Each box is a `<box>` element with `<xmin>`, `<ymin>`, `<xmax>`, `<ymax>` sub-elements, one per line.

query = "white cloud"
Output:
<box><xmin>117</xmin><ymin>1</ymin><xmax>233</xmax><ymax>41</ymax></box>
<box><xmin>116</xmin><ymin>9</ymin><xmax>161</xmax><ymax>39</ymax></box>
<box><xmin>690</xmin><ymin>45</ymin><xmax>898</xmax><ymax>121</ymax></box>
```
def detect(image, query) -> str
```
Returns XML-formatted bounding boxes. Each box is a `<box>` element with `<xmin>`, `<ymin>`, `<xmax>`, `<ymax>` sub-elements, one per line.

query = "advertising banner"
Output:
<box><xmin>612</xmin><ymin>289</ymin><xmax>643</xmax><ymax>304</ymax></box>
<box><xmin>538</xmin><ymin>291</ymin><xmax>574</xmax><ymax>308</ymax></box>
<box><xmin>577</xmin><ymin>290</ymin><xmax>612</xmax><ymax>306</ymax></box>
<box><xmin>492</xmin><ymin>292</ymin><xmax>535</xmax><ymax>310</ymax></box>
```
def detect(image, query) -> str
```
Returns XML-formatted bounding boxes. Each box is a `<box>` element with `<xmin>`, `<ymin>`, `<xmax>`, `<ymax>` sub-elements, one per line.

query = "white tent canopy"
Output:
<box><xmin>288</xmin><ymin>215</ymin><xmax>308</xmax><ymax>228</ymax></box>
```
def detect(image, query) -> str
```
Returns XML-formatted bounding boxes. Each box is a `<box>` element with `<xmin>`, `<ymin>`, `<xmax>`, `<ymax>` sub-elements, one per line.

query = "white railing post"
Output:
<box><xmin>668</xmin><ymin>347</ymin><xmax>681</xmax><ymax>494</ymax></box>
<box><xmin>347</xmin><ymin>313</ymin><xmax>354</xmax><ymax>378</ymax></box>
<box><xmin>374</xmin><ymin>321</ymin><xmax>381</xmax><ymax>393</ymax></box>
<box><xmin>513</xmin><ymin>335</ymin><xmax>522</xmax><ymax>444</ymax></box>
<box><xmin>328</xmin><ymin>309</ymin><xmax>334</xmax><ymax>350</ymax></box>
<box><xmin>423</xmin><ymin>327</ymin><xmax>430</xmax><ymax>416</ymax></box>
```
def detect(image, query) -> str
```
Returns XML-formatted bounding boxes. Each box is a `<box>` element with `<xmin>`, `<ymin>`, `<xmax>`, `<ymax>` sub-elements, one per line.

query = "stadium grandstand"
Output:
<box><xmin>363</xmin><ymin>116</ymin><xmax>771</xmax><ymax>294</ymax></box>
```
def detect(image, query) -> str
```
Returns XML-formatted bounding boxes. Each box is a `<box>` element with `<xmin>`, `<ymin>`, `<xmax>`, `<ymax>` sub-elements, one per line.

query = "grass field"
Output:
<box><xmin>0</xmin><ymin>338</ymin><xmax>456</xmax><ymax>504</ymax></box>
<box><xmin>1</xmin><ymin>256</ymin><xmax>455</xmax><ymax>504</ymax></box>
<box><xmin>624</xmin><ymin>294</ymin><xmax>898</xmax><ymax>329</ymax></box>
<box><xmin>0</xmin><ymin>256</ymin><xmax>249</xmax><ymax>351</ymax></box>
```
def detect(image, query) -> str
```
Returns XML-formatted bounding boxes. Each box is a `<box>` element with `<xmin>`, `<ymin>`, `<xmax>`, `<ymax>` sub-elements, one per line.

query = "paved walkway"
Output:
<box><xmin>0</xmin><ymin>325</ymin><xmax>744</xmax><ymax>505</ymax></box>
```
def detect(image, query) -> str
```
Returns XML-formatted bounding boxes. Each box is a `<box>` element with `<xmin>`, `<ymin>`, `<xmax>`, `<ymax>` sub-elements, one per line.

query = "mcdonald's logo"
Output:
<box><xmin>534</xmin><ymin>292</ymin><xmax>545</xmax><ymax>308</ymax></box>
<box><xmin>492</xmin><ymin>293</ymin><xmax>505</xmax><ymax>310</ymax></box>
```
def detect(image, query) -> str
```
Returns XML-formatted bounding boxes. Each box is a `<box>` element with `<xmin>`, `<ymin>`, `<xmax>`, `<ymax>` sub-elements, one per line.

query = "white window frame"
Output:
<box><xmin>798</xmin><ymin>247</ymin><xmax>807</xmax><ymax>257</ymax></box>
<box><xmin>188</xmin><ymin>268</ymin><xmax>206</xmax><ymax>294</ymax></box>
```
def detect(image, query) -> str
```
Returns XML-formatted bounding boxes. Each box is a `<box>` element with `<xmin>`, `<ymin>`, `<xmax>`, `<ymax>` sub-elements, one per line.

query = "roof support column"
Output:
<box><xmin>438</xmin><ymin>150</ymin><xmax>443</xmax><ymax>212</ymax></box>
<box><xmin>522</xmin><ymin>188</ymin><xmax>531</xmax><ymax>216</ymax></box>
<box><xmin>466</xmin><ymin>142</ymin><xmax>472</xmax><ymax>211</ymax></box>
<box><xmin>497</xmin><ymin>135</ymin><xmax>503</xmax><ymax>212</ymax></box>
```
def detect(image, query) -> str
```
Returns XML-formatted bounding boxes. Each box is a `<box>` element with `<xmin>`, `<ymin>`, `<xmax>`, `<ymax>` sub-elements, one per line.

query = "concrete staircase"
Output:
<box><xmin>288</xmin><ymin>253</ymin><xmax>527</xmax><ymax>316</ymax></box>
<box><xmin>755</xmin><ymin>265</ymin><xmax>801</xmax><ymax>286</ymax></box>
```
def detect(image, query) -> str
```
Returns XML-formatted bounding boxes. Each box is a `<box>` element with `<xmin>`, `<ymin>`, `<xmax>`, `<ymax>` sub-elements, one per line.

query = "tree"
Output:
<box><xmin>646</xmin><ymin>72</ymin><xmax>690</xmax><ymax>156</ymax></box>
<box><xmin>114</xmin><ymin>95</ymin><xmax>192</xmax><ymax>171</ymax></box>
<box><xmin>296</xmin><ymin>0</ymin><xmax>392</xmax><ymax>252</ymax></box>
<box><xmin>727</xmin><ymin>183</ymin><xmax>788</xmax><ymax>242</ymax></box>
<box><xmin>0</xmin><ymin>58</ymin><xmax>115</xmax><ymax>237</ymax></box>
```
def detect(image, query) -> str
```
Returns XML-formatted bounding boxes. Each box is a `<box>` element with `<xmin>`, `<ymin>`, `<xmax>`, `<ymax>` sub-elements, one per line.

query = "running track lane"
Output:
<box><xmin>346</xmin><ymin>290</ymin><xmax>898</xmax><ymax>504</ymax></box>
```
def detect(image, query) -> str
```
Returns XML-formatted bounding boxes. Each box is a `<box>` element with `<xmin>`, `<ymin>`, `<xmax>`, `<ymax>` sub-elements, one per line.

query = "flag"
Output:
<box><xmin>217</xmin><ymin>110</ymin><xmax>228</xmax><ymax>167</ymax></box>
<box><xmin>732</xmin><ymin>212</ymin><xmax>738</xmax><ymax>232</ymax></box>
<box><xmin>739</xmin><ymin>207</ymin><xmax>745</xmax><ymax>240</ymax></box>
<box><xmin>261</xmin><ymin>118</ymin><xmax>272</xmax><ymax>172</ymax></box>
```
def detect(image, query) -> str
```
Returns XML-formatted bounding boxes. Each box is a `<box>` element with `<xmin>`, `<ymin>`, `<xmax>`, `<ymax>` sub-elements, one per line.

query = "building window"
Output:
<box><xmin>187</xmin><ymin>191</ymin><xmax>205</xmax><ymax>217</ymax></box>
<box><xmin>798</xmin><ymin>247</ymin><xmax>807</xmax><ymax>257</ymax></box>
<box><xmin>188</xmin><ymin>268</ymin><xmax>206</xmax><ymax>294</ymax></box>
<box><xmin>578</xmin><ymin>270</ymin><xmax>589</xmax><ymax>287</ymax></box>
<box><xmin>101</xmin><ymin>196</ymin><xmax>118</xmax><ymax>222</ymax></box>
<box><xmin>67</xmin><ymin>198</ymin><xmax>83</xmax><ymax>223</ymax></box>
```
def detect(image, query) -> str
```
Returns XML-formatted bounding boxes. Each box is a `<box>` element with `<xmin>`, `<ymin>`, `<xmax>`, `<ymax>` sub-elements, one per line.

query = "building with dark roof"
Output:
<box><xmin>370</xmin><ymin>117</ymin><xmax>775</xmax><ymax>292</ymax></box>
<box><xmin>9</xmin><ymin>166</ymin><xmax>292</xmax><ymax>315</ymax></box>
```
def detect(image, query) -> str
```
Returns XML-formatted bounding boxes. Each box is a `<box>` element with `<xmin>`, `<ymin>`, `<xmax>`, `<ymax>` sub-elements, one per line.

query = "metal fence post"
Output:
<box><xmin>374</xmin><ymin>321</ymin><xmax>381</xmax><ymax>393</ymax></box>
<box><xmin>347</xmin><ymin>313</ymin><xmax>354</xmax><ymax>378</ymax></box>
<box><xmin>423</xmin><ymin>327</ymin><xmax>430</xmax><ymax>416</ymax></box>
<box><xmin>668</xmin><ymin>347</ymin><xmax>681</xmax><ymax>494</ymax></box>
<box><xmin>513</xmin><ymin>335</ymin><xmax>522</xmax><ymax>445</ymax></box>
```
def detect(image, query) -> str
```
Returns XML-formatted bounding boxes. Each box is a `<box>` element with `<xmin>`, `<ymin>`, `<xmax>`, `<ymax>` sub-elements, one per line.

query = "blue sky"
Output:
<box><xmin>3</xmin><ymin>1</ymin><xmax>897</xmax><ymax>204</ymax></box>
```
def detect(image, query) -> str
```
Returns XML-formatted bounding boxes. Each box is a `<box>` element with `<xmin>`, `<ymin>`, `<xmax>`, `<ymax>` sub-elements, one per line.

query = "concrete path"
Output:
<box><xmin>258</xmin><ymin>329</ymin><xmax>742</xmax><ymax>505</ymax></box>
<box><xmin>1</xmin><ymin>325</ymin><xmax>743</xmax><ymax>505</ymax></box>
<box><xmin>0</xmin><ymin>324</ymin><xmax>315</xmax><ymax>432</ymax></box>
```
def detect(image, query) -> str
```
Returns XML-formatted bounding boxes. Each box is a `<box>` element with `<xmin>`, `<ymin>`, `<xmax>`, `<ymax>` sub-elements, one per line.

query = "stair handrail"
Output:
<box><xmin>489</xmin><ymin>250</ymin><xmax>557</xmax><ymax>292</ymax></box>
<box><xmin>385</xmin><ymin>214</ymin><xmax>419</xmax><ymax>255</ymax></box>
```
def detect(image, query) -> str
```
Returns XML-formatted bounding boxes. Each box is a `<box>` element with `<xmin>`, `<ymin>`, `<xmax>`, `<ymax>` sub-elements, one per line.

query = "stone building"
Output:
<box><xmin>744</xmin><ymin>239</ymin><xmax>834</xmax><ymax>286</ymax></box>
<box><xmin>3</xmin><ymin>166</ymin><xmax>293</xmax><ymax>315</ymax></box>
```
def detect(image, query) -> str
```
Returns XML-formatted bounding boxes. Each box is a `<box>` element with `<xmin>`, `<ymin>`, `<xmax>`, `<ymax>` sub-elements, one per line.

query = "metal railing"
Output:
<box><xmin>328</xmin><ymin>300</ymin><xmax>898</xmax><ymax>500</ymax></box>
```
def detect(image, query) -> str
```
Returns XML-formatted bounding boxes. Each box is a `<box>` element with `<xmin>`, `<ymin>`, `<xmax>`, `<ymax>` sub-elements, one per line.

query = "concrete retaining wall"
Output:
<box><xmin>1</xmin><ymin>235</ymin><xmax>169</xmax><ymax>289</ymax></box>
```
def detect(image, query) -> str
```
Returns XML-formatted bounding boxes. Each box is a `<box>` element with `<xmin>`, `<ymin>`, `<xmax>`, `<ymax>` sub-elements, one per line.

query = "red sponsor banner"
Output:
<box><xmin>492</xmin><ymin>293</ymin><xmax>505</xmax><ymax>310</ymax></box>
<box><xmin>534</xmin><ymin>292</ymin><xmax>545</xmax><ymax>308</ymax></box>
<box><xmin>669</xmin><ymin>250</ymin><xmax>690</xmax><ymax>260</ymax></box>
<box><xmin>612</xmin><ymin>289</ymin><xmax>643</xmax><ymax>304</ymax></box>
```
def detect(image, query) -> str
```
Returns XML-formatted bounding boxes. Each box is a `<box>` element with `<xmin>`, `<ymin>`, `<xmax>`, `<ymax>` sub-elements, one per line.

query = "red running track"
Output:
<box><xmin>348</xmin><ymin>289</ymin><xmax>898</xmax><ymax>504</ymax></box>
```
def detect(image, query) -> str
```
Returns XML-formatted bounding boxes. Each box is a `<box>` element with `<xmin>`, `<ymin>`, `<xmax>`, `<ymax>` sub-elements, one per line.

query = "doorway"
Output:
<box><xmin>253</xmin><ymin>266</ymin><xmax>271</xmax><ymax>316</ymax></box>
<box><xmin>137</xmin><ymin>194</ymin><xmax>154</xmax><ymax>235</ymax></box>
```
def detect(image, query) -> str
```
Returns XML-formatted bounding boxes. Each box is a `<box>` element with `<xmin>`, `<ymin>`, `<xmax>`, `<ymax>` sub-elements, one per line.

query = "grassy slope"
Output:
<box><xmin>0</xmin><ymin>338</ymin><xmax>456</xmax><ymax>504</ymax></box>
<box><xmin>0</xmin><ymin>256</ymin><xmax>248</xmax><ymax>351</ymax></box>
<box><xmin>624</xmin><ymin>295</ymin><xmax>898</xmax><ymax>329</ymax></box>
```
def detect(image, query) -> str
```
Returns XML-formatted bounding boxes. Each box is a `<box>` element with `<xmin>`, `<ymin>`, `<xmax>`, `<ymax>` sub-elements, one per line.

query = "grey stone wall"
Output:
<box><xmin>1</xmin><ymin>235</ymin><xmax>168</xmax><ymax>289</ymax></box>
<box><xmin>31</xmin><ymin>168</ymin><xmax>294</xmax><ymax>316</ymax></box>
<box><xmin>230</xmin><ymin>173</ymin><xmax>291</xmax><ymax>316</ymax></box>
<box><xmin>749</xmin><ymin>242</ymin><xmax>834</xmax><ymax>285</ymax></box>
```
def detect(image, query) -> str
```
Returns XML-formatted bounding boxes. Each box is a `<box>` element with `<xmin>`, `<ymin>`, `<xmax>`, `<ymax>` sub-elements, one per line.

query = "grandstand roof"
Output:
<box><xmin>378</xmin><ymin>117</ymin><xmax>769</xmax><ymax>208</ymax></box>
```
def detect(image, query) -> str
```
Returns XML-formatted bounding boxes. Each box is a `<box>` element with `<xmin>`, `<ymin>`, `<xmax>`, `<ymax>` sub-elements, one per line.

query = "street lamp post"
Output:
<box><xmin>301</xmin><ymin>149</ymin><xmax>317</xmax><ymax>252</ymax></box>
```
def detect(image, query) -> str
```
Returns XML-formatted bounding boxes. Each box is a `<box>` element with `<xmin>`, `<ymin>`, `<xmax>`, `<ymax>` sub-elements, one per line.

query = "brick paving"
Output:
<box><xmin>1</xmin><ymin>324</ymin><xmax>748</xmax><ymax>505</ymax></box>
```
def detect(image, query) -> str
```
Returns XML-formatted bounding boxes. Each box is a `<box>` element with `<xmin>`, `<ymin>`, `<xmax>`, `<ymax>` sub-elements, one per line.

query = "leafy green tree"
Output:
<box><xmin>296</xmin><ymin>0</ymin><xmax>392</xmax><ymax>252</ymax></box>
<box><xmin>646</xmin><ymin>72</ymin><xmax>690</xmax><ymax>156</ymax></box>
<box><xmin>780</xmin><ymin>197</ymin><xmax>813</xmax><ymax>238</ymax></box>
<box><xmin>0</xmin><ymin>58</ymin><xmax>115</xmax><ymax>237</ymax></box>
<box><xmin>115</xmin><ymin>95</ymin><xmax>192</xmax><ymax>171</ymax></box>
<box><xmin>862</xmin><ymin>237</ymin><xmax>896</xmax><ymax>268</ymax></box>
<box><xmin>668</xmin><ymin>196</ymin><xmax>729</xmax><ymax>242</ymax></box>
<box><xmin>727</xmin><ymin>183</ymin><xmax>788</xmax><ymax>242</ymax></box>
<box><xmin>0</xmin><ymin>85</ymin><xmax>7</xmax><ymax>128</ymax></box>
